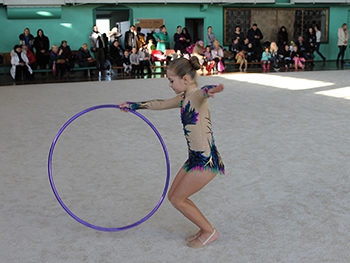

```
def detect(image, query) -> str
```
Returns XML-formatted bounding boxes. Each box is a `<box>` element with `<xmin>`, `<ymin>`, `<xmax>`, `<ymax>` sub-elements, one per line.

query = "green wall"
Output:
<box><xmin>0</xmin><ymin>3</ymin><xmax>349</xmax><ymax>61</ymax></box>
<box><xmin>0</xmin><ymin>5</ymin><xmax>99</xmax><ymax>52</ymax></box>
<box><xmin>130</xmin><ymin>4</ymin><xmax>223</xmax><ymax>48</ymax></box>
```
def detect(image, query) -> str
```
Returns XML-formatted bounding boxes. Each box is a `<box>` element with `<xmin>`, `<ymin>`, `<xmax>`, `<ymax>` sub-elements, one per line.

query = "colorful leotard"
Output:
<box><xmin>128</xmin><ymin>85</ymin><xmax>225</xmax><ymax>175</ymax></box>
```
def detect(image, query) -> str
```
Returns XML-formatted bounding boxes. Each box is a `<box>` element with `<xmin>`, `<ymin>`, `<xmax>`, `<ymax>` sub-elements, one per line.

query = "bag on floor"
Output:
<box><xmin>218</xmin><ymin>60</ymin><xmax>225</xmax><ymax>72</ymax></box>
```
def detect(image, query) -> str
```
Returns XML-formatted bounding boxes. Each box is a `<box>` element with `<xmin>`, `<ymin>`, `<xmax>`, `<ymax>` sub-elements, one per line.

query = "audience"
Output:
<box><xmin>34</xmin><ymin>29</ymin><xmax>50</xmax><ymax>70</ymax></box>
<box><xmin>10</xmin><ymin>44</ymin><xmax>33</xmax><ymax>80</ymax></box>
<box><xmin>77</xmin><ymin>43</ymin><xmax>96</xmax><ymax>75</ymax></box>
<box><xmin>109</xmin><ymin>39</ymin><xmax>124</xmax><ymax>67</ymax></box>
<box><xmin>122</xmin><ymin>50</ymin><xmax>131</xmax><ymax>74</ymax></box>
<box><xmin>130</xmin><ymin>47</ymin><xmax>140</xmax><ymax>75</ymax></box>
<box><xmin>206</xmin><ymin>26</ymin><xmax>216</xmax><ymax>48</ymax></box>
<box><xmin>19</xmin><ymin>28</ymin><xmax>35</xmax><ymax>51</ymax></box>
<box><xmin>22</xmin><ymin>45</ymin><xmax>37</xmax><ymax>70</ymax></box>
<box><xmin>261</xmin><ymin>46</ymin><xmax>271</xmax><ymax>72</ymax></box>
<box><xmin>138</xmin><ymin>42</ymin><xmax>152</xmax><ymax>75</ymax></box>
<box><xmin>291</xmin><ymin>44</ymin><xmax>306</xmax><ymax>70</ymax></box>
<box><xmin>89</xmin><ymin>25</ymin><xmax>106</xmax><ymax>70</ymax></box>
<box><xmin>49</xmin><ymin>44</ymin><xmax>69</xmax><ymax>78</ymax></box>
<box><xmin>211</xmin><ymin>39</ymin><xmax>225</xmax><ymax>73</ymax></box>
<box><xmin>153</xmin><ymin>25</ymin><xmax>170</xmax><ymax>53</ymax></box>
<box><xmin>124</xmin><ymin>25</ymin><xmax>138</xmax><ymax>51</ymax></box>
<box><xmin>59</xmin><ymin>40</ymin><xmax>75</xmax><ymax>70</ymax></box>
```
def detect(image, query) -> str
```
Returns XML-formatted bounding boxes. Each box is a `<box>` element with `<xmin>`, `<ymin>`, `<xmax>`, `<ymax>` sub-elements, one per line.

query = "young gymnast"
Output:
<box><xmin>119</xmin><ymin>56</ymin><xmax>225</xmax><ymax>248</ymax></box>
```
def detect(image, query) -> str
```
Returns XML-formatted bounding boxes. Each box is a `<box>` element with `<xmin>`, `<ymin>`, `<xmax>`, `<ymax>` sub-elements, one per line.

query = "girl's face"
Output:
<box><xmin>309</xmin><ymin>28</ymin><xmax>313</xmax><ymax>33</ymax></box>
<box><xmin>293</xmin><ymin>46</ymin><xmax>298</xmax><ymax>51</ymax></box>
<box><xmin>167</xmin><ymin>70</ymin><xmax>187</xmax><ymax>94</ymax></box>
<box><xmin>265</xmin><ymin>48</ymin><xmax>269</xmax><ymax>52</ymax></box>
<box><xmin>208</xmin><ymin>27</ymin><xmax>212</xmax><ymax>33</ymax></box>
<box><xmin>285</xmin><ymin>45</ymin><xmax>289</xmax><ymax>51</ymax></box>
<box><xmin>162</xmin><ymin>27</ymin><xmax>167</xmax><ymax>33</ymax></box>
<box><xmin>206</xmin><ymin>47</ymin><xmax>210</xmax><ymax>52</ymax></box>
<box><xmin>131</xmin><ymin>47</ymin><xmax>137</xmax><ymax>54</ymax></box>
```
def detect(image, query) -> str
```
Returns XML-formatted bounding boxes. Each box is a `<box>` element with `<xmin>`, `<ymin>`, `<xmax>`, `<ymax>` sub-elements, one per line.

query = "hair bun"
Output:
<box><xmin>189</xmin><ymin>56</ymin><xmax>201</xmax><ymax>70</ymax></box>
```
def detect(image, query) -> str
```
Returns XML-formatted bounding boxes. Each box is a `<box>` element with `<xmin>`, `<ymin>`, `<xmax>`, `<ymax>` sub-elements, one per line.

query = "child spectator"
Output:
<box><xmin>204</xmin><ymin>46</ymin><xmax>215</xmax><ymax>74</ymax></box>
<box><xmin>138</xmin><ymin>43</ymin><xmax>152</xmax><ymax>75</ymax></box>
<box><xmin>235</xmin><ymin>49</ymin><xmax>248</xmax><ymax>72</ymax></box>
<box><xmin>122</xmin><ymin>50</ymin><xmax>131</xmax><ymax>74</ymax></box>
<box><xmin>261</xmin><ymin>46</ymin><xmax>271</xmax><ymax>72</ymax></box>
<box><xmin>279</xmin><ymin>44</ymin><xmax>292</xmax><ymax>70</ymax></box>
<box><xmin>291</xmin><ymin>44</ymin><xmax>305</xmax><ymax>70</ymax></box>
<box><xmin>130</xmin><ymin>47</ymin><xmax>140</xmax><ymax>75</ymax></box>
<box><xmin>246</xmin><ymin>42</ymin><xmax>256</xmax><ymax>62</ymax></box>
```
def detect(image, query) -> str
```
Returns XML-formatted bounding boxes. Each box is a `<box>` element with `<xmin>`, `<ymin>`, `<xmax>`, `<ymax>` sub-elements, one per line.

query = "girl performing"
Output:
<box><xmin>120</xmin><ymin>57</ymin><xmax>225</xmax><ymax>248</ymax></box>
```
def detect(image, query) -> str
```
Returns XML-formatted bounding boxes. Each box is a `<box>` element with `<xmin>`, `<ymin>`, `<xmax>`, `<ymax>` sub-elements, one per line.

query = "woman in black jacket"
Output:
<box><xmin>34</xmin><ymin>29</ymin><xmax>50</xmax><ymax>70</ymax></box>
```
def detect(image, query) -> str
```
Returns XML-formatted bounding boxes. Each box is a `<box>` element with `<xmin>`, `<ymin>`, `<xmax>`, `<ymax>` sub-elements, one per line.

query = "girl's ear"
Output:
<box><xmin>182</xmin><ymin>75</ymin><xmax>190</xmax><ymax>85</ymax></box>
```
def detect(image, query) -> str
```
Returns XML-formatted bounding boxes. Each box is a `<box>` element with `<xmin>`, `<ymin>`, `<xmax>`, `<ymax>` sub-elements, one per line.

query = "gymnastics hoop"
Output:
<box><xmin>48</xmin><ymin>104</ymin><xmax>171</xmax><ymax>232</ymax></box>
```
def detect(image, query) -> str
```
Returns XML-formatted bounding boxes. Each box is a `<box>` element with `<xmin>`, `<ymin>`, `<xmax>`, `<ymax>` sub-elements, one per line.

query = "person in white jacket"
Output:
<box><xmin>10</xmin><ymin>45</ymin><xmax>33</xmax><ymax>80</ymax></box>
<box><xmin>337</xmin><ymin>23</ymin><xmax>349</xmax><ymax>65</ymax></box>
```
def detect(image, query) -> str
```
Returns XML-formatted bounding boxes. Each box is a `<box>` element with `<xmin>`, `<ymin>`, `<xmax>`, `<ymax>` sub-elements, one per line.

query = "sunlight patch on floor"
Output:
<box><xmin>216</xmin><ymin>73</ymin><xmax>334</xmax><ymax>90</ymax></box>
<box><xmin>315</xmin><ymin>87</ymin><xmax>350</xmax><ymax>100</ymax></box>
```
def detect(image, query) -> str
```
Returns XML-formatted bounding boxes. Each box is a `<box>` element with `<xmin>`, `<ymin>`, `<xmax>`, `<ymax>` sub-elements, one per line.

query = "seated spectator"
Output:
<box><xmin>181</xmin><ymin>27</ymin><xmax>192</xmax><ymax>52</ymax></box>
<box><xmin>77</xmin><ymin>43</ymin><xmax>96</xmax><ymax>75</ymax></box>
<box><xmin>233</xmin><ymin>26</ymin><xmax>245</xmax><ymax>45</ymax></box>
<box><xmin>34</xmin><ymin>29</ymin><xmax>50</xmax><ymax>70</ymax></box>
<box><xmin>235</xmin><ymin>49</ymin><xmax>248</xmax><ymax>72</ymax></box>
<box><xmin>278</xmin><ymin>44</ymin><xmax>292</xmax><ymax>70</ymax></box>
<box><xmin>10</xmin><ymin>45</ymin><xmax>33</xmax><ymax>80</ymax></box>
<box><xmin>147</xmin><ymin>38</ymin><xmax>156</xmax><ymax>55</ymax></box>
<box><xmin>49</xmin><ymin>44</ymin><xmax>69</xmax><ymax>78</ymax></box>
<box><xmin>204</xmin><ymin>45</ymin><xmax>215</xmax><ymax>73</ymax></box>
<box><xmin>270</xmin><ymin>42</ymin><xmax>281</xmax><ymax>71</ymax></box>
<box><xmin>22</xmin><ymin>45</ymin><xmax>37</xmax><ymax>70</ymax></box>
<box><xmin>228</xmin><ymin>37</ymin><xmax>241</xmax><ymax>59</ymax></box>
<box><xmin>19</xmin><ymin>28</ymin><xmax>35</xmax><ymax>51</ymax></box>
<box><xmin>211</xmin><ymin>39</ymin><xmax>225</xmax><ymax>73</ymax></box>
<box><xmin>138</xmin><ymin>43</ymin><xmax>152</xmax><ymax>75</ymax></box>
<box><xmin>246</xmin><ymin>42</ymin><xmax>257</xmax><ymax>62</ymax></box>
<box><xmin>261</xmin><ymin>46</ymin><xmax>271</xmax><ymax>72</ymax></box>
<box><xmin>122</xmin><ymin>50</ymin><xmax>131</xmax><ymax>74</ymax></box>
<box><xmin>130</xmin><ymin>47</ymin><xmax>140</xmax><ymax>75</ymax></box>
<box><xmin>241</xmin><ymin>37</ymin><xmax>250</xmax><ymax>50</ymax></box>
<box><xmin>59</xmin><ymin>40</ymin><xmax>75</xmax><ymax>70</ymax></box>
<box><xmin>291</xmin><ymin>44</ymin><xmax>305</xmax><ymax>70</ymax></box>
<box><xmin>192</xmin><ymin>40</ymin><xmax>205</xmax><ymax>68</ymax></box>
<box><xmin>109</xmin><ymin>39</ymin><xmax>124</xmax><ymax>66</ymax></box>
<box><xmin>295</xmin><ymin>36</ymin><xmax>314</xmax><ymax>65</ymax></box>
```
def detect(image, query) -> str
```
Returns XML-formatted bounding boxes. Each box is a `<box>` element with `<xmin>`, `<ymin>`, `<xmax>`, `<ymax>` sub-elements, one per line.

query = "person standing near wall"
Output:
<box><xmin>314</xmin><ymin>25</ymin><xmax>326</xmax><ymax>62</ymax></box>
<box><xmin>206</xmin><ymin>26</ymin><xmax>216</xmax><ymax>48</ymax></box>
<box><xmin>34</xmin><ymin>29</ymin><xmax>50</xmax><ymax>70</ymax></box>
<box><xmin>124</xmin><ymin>25</ymin><xmax>138</xmax><ymax>52</ymax></box>
<box><xmin>336</xmin><ymin>23</ymin><xmax>349</xmax><ymax>66</ymax></box>
<box><xmin>153</xmin><ymin>25</ymin><xmax>170</xmax><ymax>53</ymax></box>
<box><xmin>19</xmin><ymin>28</ymin><xmax>35</xmax><ymax>51</ymax></box>
<box><xmin>89</xmin><ymin>25</ymin><xmax>106</xmax><ymax>70</ymax></box>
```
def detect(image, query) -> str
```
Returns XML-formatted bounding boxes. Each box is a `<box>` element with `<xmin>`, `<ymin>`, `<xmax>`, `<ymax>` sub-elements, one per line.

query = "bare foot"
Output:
<box><xmin>187</xmin><ymin>227</ymin><xmax>219</xmax><ymax>248</ymax></box>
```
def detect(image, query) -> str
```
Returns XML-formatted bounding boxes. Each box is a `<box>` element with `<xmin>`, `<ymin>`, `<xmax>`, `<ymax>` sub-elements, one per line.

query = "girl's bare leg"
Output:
<box><xmin>168</xmin><ymin>169</ymin><xmax>219</xmax><ymax>248</ymax></box>
<box><xmin>168</xmin><ymin>168</ymin><xmax>202</xmax><ymax>242</ymax></box>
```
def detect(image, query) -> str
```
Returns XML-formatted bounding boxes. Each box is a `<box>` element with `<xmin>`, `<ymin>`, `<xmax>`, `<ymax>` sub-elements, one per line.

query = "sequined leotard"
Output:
<box><xmin>128</xmin><ymin>85</ymin><xmax>225</xmax><ymax>175</ymax></box>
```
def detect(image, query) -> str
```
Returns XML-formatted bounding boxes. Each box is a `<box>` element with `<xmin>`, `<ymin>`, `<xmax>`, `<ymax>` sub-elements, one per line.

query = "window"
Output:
<box><xmin>224</xmin><ymin>8</ymin><xmax>329</xmax><ymax>46</ymax></box>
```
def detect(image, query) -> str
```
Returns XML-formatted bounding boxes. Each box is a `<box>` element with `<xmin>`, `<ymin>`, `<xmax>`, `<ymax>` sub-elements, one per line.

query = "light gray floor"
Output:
<box><xmin>1</xmin><ymin>71</ymin><xmax>350</xmax><ymax>263</ymax></box>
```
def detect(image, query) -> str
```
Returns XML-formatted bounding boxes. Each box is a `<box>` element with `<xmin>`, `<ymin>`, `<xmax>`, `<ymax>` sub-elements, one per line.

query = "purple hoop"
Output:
<box><xmin>48</xmin><ymin>104</ymin><xmax>171</xmax><ymax>232</ymax></box>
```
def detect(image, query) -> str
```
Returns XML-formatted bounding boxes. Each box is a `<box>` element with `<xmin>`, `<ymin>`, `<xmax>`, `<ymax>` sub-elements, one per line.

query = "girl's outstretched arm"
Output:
<box><xmin>119</xmin><ymin>94</ymin><xmax>183</xmax><ymax>111</ymax></box>
<box><xmin>206</xmin><ymin>83</ymin><xmax>224</xmax><ymax>98</ymax></box>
